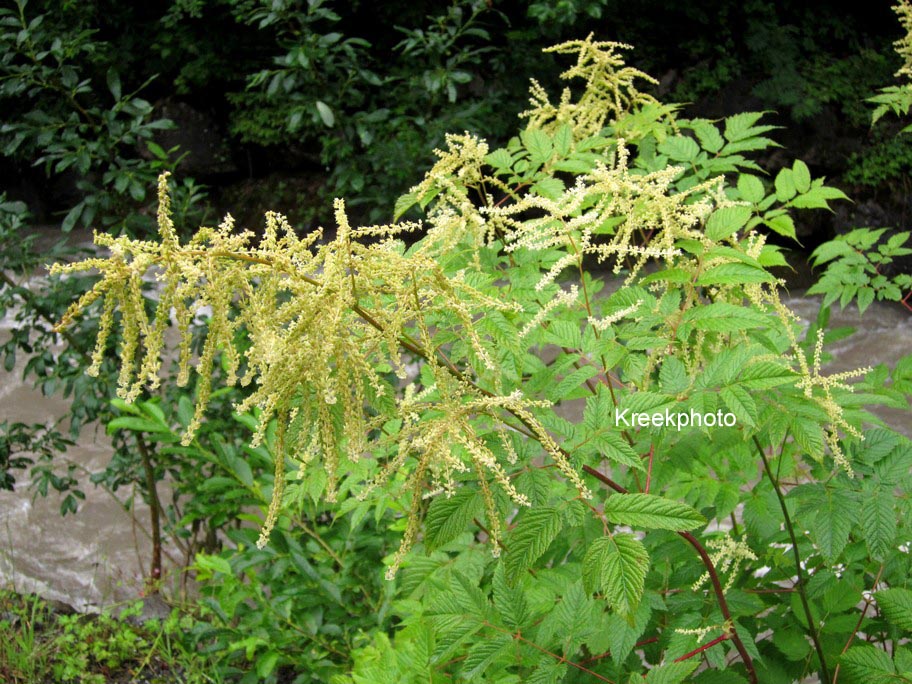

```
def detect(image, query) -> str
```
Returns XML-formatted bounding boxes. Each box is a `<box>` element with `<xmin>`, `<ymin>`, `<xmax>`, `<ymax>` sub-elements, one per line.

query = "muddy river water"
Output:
<box><xmin>0</xmin><ymin>284</ymin><xmax>910</xmax><ymax>611</ymax></box>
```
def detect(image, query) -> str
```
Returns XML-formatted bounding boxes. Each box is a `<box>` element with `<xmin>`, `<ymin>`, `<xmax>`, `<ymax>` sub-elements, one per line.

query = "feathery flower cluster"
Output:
<box><xmin>487</xmin><ymin>140</ymin><xmax>718</xmax><ymax>288</ymax></box>
<box><xmin>360</xmin><ymin>378</ymin><xmax>588</xmax><ymax>578</ymax></box>
<box><xmin>522</xmin><ymin>34</ymin><xmax>662</xmax><ymax>137</ymax></box>
<box><xmin>588</xmin><ymin>300</ymin><xmax>642</xmax><ymax>332</ymax></box>
<box><xmin>693</xmin><ymin>535</ymin><xmax>758</xmax><ymax>593</ymax></box>
<box><xmin>54</xmin><ymin>171</ymin><xmax>593</xmax><ymax>572</ymax></box>
<box><xmin>894</xmin><ymin>0</ymin><xmax>912</xmax><ymax>81</ymax></box>
<box><xmin>519</xmin><ymin>285</ymin><xmax>579</xmax><ymax>340</ymax></box>
<box><xmin>761</xmin><ymin>291</ymin><xmax>870</xmax><ymax>475</ymax></box>
<box><xmin>409</xmin><ymin>133</ymin><xmax>496</xmax><ymax>263</ymax></box>
<box><xmin>674</xmin><ymin>622</ymin><xmax>731</xmax><ymax>643</ymax></box>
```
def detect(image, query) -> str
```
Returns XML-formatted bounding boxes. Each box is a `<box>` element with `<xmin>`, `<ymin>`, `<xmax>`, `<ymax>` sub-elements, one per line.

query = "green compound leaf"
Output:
<box><xmin>522</xmin><ymin>128</ymin><xmax>553</xmax><ymax>165</ymax></box>
<box><xmin>737</xmin><ymin>361</ymin><xmax>797</xmax><ymax>389</ymax></box>
<box><xmin>705</xmin><ymin>205</ymin><xmax>752</xmax><ymax>241</ymax></box>
<box><xmin>720</xmin><ymin>384</ymin><xmax>758</xmax><ymax>427</ymax></box>
<box><xmin>553</xmin><ymin>123</ymin><xmax>573</xmax><ymax>156</ymax></box>
<box><xmin>810</xmin><ymin>486</ymin><xmax>858</xmax><ymax>562</ymax></box>
<box><xmin>659</xmin><ymin>134</ymin><xmax>700</xmax><ymax>162</ymax></box>
<box><xmin>315</xmin><ymin>100</ymin><xmax>335</xmax><ymax>127</ymax></box>
<box><xmin>684</xmin><ymin>302</ymin><xmax>769</xmax><ymax>332</ymax></box>
<box><xmin>460</xmin><ymin>633</ymin><xmax>512</xmax><ymax>680</ymax></box>
<box><xmin>646</xmin><ymin>661</ymin><xmax>700</xmax><ymax>684</ymax></box>
<box><xmin>393</xmin><ymin>191</ymin><xmax>418</xmax><ymax>220</ymax></box>
<box><xmin>857</xmin><ymin>286</ymin><xmax>875</xmax><ymax>314</ymax></box>
<box><xmin>696</xmin><ymin>262</ymin><xmax>775</xmax><ymax>286</ymax></box>
<box><xmin>485</xmin><ymin>148</ymin><xmax>514</xmax><ymax>170</ymax></box>
<box><xmin>723</xmin><ymin>111</ymin><xmax>779</xmax><ymax>143</ymax></box>
<box><xmin>774</xmin><ymin>168</ymin><xmax>797</xmax><ymax>201</ymax></box>
<box><xmin>792</xmin><ymin>160</ymin><xmax>811</xmax><ymax>193</ymax></box>
<box><xmin>737</xmin><ymin>174</ymin><xmax>766</xmax><ymax>203</ymax></box>
<box><xmin>659</xmin><ymin>356</ymin><xmax>689</xmax><ymax>394</ymax></box>
<box><xmin>688</xmin><ymin>119</ymin><xmax>724</xmax><ymax>153</ymax></box>
<box><xmin>765</xmin><ymin>213</ymin><xmax>797</xmax><ymax>239</ymax></box>
<box><xmin>492</xmin><ymin>564</ymin><xmax>528</xmax><ymax>629</ymax></box>
<box><xmin>876</xmin><ymin>588</ymin><xmax>912</xmax><ymax>632</ymax></box>
<box><xmin>790</xmin><ymin>183</ymin><xmax>850</xmax><ymax>210</ymax></box>
<box><xmin>583</xmin><ymin>534</ymin><xmax>649</xmax><ymax>618</ymax></box>
<box><xmin>424</xmin><ymin>487</ymin><xmax>482</xmax><ymax>552</ymax></box>
<box><xmin>106</xmin><ymin>416</ymin><xmax>171</xmax><ymax>434</ymax></box>
<box><xmin>603</xmin><ymin>493</ymin><xmax>705</xmax><ymax>531</ymax></box>
<box><xmin>839</xmin><ymin>646</ymin><xmax>899</xmax><ymax>684</ymax></box>
<box><xmin>503</xmin><ymin>507</ymin><xmax>563</xmax><ymax>584</ymax></box>
<box><xmin>601</xmin><ymin>433</ymin><xmax>646</xmax><ymax>471</ymax></box>
<box><xmin>861</xmin><ymin>494</ymin><xmax>896</xmax><ymax>561</ymax></box>
<box><xmin>531</xmin><ymin>176</ymin><xmax>566</xmax><ymax>200</ymax></box>
<box><xmin>527</xmin><ymin>659</ymin><xmax>567</xmax><ymax>684</ymax></box>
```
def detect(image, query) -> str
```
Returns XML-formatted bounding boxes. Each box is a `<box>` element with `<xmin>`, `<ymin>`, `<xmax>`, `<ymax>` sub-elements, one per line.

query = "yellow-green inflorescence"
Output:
<box><xmin>54</xmin><ymin>36</ymin><xmax>871</xmax><ymax>577</ymax></box>
<box><xmin>895</xmin><ymin>0</ymin><xmax>912</xmax><ymax>82</ymax></box>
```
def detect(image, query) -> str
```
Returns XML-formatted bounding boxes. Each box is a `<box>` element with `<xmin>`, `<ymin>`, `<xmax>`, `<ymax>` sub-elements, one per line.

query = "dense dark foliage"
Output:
<box><xmin>1</xmin><ymin>0</ymin><xmax>908</xmax><ymax>231</ymax></box>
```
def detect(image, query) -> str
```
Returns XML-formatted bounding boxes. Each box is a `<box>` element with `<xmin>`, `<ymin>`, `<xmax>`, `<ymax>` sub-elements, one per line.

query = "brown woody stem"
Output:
<box><xmin>136</xmin><ymin>433</ymin><xmax>163</xmax><ymax>591</ymax></box>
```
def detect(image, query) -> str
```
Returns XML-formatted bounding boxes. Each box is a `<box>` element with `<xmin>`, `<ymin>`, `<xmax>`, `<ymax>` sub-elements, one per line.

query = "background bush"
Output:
<box><xmin>2</xmin><ymin>0</ymin><xmax>910</xmax><ymax>232</ymax></box>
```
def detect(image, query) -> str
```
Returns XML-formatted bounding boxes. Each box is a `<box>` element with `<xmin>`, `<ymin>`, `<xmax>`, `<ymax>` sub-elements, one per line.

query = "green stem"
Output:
<box><xmin>752</xmin><ymin>435</ymin><xmax>831</xmax><ymax>683</ymax></box>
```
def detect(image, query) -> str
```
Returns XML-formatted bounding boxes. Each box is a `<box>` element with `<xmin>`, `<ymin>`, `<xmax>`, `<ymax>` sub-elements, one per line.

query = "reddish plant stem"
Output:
<box><xmin>644</xmin><ymin>444</ymin><xmax>654</xmax><ymax>494</ymax></box>
<box><xmin>581</xmin><ymin>464</ymin><xmax>758</xmax><ymax>684</ymax></box>
<box><xmin>832</xmin><ymin>564</ymin><xmax>885</xmax><ymax>683</ymax></box>
<box><xmin>674</xmin><ymin>634</ymin><xmax>729</xmax><ymax>662</ymax></box>
<box><xmin>493</xmin><ymin>183</ymin><xmax>528</xmax><ymax>208</ymax></box>
<box><xmin>481</xmin><ymin>621</ymin><xmax>616</xmax><ymax>682</ymax></box>
<box><xmin>581</xmin><ymin>637</ymin><xmax>659</xmax><ymax>664</ymax></box>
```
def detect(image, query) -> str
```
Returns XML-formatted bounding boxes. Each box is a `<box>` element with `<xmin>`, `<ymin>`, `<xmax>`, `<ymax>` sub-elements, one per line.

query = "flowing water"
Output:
<box><xmin>0</xmin><ymin>366</ymin><xmax>156</xmax><ymax>611</ymax></box>
<box><xmin>0</xmin><ymin>275</ymin><xmax>910</xmax><ymax>610</ymax></box>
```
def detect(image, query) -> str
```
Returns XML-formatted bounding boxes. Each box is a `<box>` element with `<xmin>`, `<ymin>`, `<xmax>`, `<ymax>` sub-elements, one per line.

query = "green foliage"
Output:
<box><xmin>812</xmin><ymin>1</ymin><xmax>912</xmax><ymax>318</ymax></box>
<box><xmin>869</xmin><ymin>84</ymin><xmax>912</xmax><ymax>128</ymax></box>
<box><xmin>667</xmin><ymin>3</ymin><xmax>895</xmax><ymax>125</ymax></box>
<box><xmin>101</xmin><ymin>393</ymin><xmax>264</xmax><ymax>541</ymax></box>
<box><xmin>2</xmin><ymin>5</ymin><xmax>911</xmax><ymax>682</ymax></box>
<box><xmin>188</xmin><ymin>512</ymin><xmax>395</xmax><ymax>683</ymax></box>
<box><xmin>845</xmin><ymin>129</ymin><xmax>912</xmax><ymax>186</ymax></box>
<box><xmin>53</xmin><ymin>34</ymin><xmax>912</xmax><ymax>684</ymax></box>
<box><xmin>503</xmin><ymin>507</ymin><xmax>564</xmax><ymax>585</ymax></box>
<box><xmin>869</xmin><ymin>1</ymin><xmax>912</xmax><ymax>128</ymax></box>
<box><xmin>0</xmin><ymin>590</ymin><xmax>219</xmax><ymax>683</ymax></box>
<box><xmin>0</xmin><ymin>0</ymin><xmax>209</xmax><ymax>521</ymax></box>
<box><xmin>582</xmin><ymin>533</ymin><xmax>649</xmax><ymax>617</ymax></box>
<box><xmin>0</xmin><ymin>196</ymin><xmax>111</xmax><ymax>505</ymax></box>
<box><xmin>809</xmin><ymin>228</ymin><xmax>912</xmax><ymax>313</ymax></box>
<box><xmin>3</xmin><ymin>0</ymin><xmax>903</xmax><ymax>229</ymax></box>
<box><xmin>0</xmin><ymin>0</ymin><xmax>205</xmax><ymax>233</ymax></box>
<box><xmin>876</xmin><ymin>588</ymin><xmax>912</xmax><ymax>631</ymax></box>
<box><xmin>602</xmin><ymin>493</ymin><xmax>704</xmax><ymax>531</ymax></box>
<box><xmin>88</xmin><ymin>394</ymin><xmax>398</xmax><ymax>682</ymax></box>
<box><xmin>219</xmin><ymin>0</ymin><xmax>509</xmax><ymax>217</ymax></box>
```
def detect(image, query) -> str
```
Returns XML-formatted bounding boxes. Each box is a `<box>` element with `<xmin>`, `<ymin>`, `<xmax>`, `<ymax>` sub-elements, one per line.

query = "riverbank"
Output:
<box><xmin>0</xmin><ymin>589</ymin><xmax>216</xmax><ymax>684</ymax></box>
